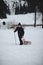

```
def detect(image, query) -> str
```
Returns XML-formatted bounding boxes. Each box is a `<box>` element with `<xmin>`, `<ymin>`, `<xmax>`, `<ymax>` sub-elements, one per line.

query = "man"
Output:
<box><xmin>14</xmin><ymin>23</ymin><xmax>24</xmax><ymax>45</ymax></box>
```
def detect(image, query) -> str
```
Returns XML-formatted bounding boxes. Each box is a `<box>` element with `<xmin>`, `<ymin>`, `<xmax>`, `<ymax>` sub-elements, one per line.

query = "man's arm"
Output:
<box><xmin>14</xmin><ymin>27</ymin><xmax>18</xmax><ymax>32</ymax></box>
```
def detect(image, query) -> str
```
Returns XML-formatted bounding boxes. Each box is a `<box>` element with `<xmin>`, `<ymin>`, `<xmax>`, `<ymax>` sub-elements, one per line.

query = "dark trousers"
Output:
<box><xmin>19</xmin><ymin>37</ymin><xmax>23</xmax><ymax>45</ymax></box>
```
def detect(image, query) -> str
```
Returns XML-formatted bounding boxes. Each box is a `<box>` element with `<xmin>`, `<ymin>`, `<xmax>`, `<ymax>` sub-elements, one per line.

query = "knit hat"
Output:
<box><xmin>18</xmin><ymin>23</ymin><xmax>21</xmax><ymax>25</ymax></box>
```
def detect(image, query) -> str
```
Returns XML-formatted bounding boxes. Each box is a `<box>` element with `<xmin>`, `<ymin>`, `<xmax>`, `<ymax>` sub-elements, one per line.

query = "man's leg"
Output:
<box><xmin>19</xmin><ymin>38</ymin><xmax>23</xmax><ymax>45</ymax></box>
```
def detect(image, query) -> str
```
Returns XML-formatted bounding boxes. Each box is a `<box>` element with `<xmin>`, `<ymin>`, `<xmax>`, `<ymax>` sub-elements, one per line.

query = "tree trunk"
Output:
<box><xmin>42</xmin><ymin>13</ymin><xmax>43</xmax><ymax>28</ymax></box>
<box><xmin>34</xmin><ymin>9</ymin><xmax>36</xmax><ymax>27</ymax></box>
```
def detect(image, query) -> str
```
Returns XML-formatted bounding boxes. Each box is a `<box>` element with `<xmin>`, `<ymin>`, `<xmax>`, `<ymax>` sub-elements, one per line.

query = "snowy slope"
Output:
<box><xmin>0</xmin><ymin>13</ymin><xmax>43</xmax><ymax>65</ymax></box>
<box><xmin>0</xmin><ymin>28</ymin><xmax>43</xmax><ymax>65</ymax></box>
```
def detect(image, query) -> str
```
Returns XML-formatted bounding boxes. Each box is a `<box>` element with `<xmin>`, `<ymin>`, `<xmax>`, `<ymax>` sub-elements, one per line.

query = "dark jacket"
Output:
<box><xmin>14</xmin><ymin>26</ymin><xmax>24</xmax><ymax>38</ymax></box>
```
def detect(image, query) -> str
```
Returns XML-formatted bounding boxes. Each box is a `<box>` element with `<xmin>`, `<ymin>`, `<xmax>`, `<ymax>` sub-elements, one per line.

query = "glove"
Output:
<box><xmin>14</xmin><ymin>30</ymin><xmax>15</xmax><ymax>32</ymax></box>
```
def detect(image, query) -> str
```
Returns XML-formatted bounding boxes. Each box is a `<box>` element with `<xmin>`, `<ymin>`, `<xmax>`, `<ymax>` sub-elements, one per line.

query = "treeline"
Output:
<box><xmin>0</xmin><ymin>0</ymin><xmax>10</xmax><ymax>19</ymax></box>
<box><xmin>26</xmin><ymin>0</ymin><xmax>43</xmax><ymax>13</ymax></box>
<box><xmin>0</xmin><ymin>0</ymin><xmax>43</xmax><ymax>18</ymax></box>
<box><xmin>15</xmin><ymin>0</ymin><xmax>43</xmax><ymax>14</ymax></box>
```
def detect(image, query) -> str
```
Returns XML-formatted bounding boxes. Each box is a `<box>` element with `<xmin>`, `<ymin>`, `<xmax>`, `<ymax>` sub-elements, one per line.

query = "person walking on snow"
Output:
<box><xmin>14</xmin><ymin>23</ymin><xmax>24</xmax><ymax>45</ymax></box>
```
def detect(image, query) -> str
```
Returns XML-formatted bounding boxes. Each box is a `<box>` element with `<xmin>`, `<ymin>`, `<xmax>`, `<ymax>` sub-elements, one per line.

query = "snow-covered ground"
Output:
<box><xmin>0</xmin><ymin>13</ymin><xmax>42</xmax><ymax>29</ymax></box>
<box><xmin>0</xmin><ymin>28</ymin><xmax>43</xmax><ymax>65</ymax></box>
<box><xmin>0</xmin><ymin>13</ymin><xmax>43</xmax><ymax>65</ymax></box>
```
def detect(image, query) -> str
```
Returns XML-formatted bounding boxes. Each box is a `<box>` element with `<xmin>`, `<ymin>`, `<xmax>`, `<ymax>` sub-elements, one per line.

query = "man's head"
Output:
<box><xmin>18</xmin><ymin>23</ymin><xmax>22</xmax><ymax>27</ymax></box>
<box><xmin>18</xmin><ymin>23</ymin><xmax>21</xmax><ymax>25</ymax></box>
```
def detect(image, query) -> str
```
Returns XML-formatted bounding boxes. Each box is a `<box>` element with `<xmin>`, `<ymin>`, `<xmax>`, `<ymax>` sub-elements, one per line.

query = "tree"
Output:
<box><xmin>0</xmin><ymin>0</ymin><xmax>10</xmax><ymax>19</ymax></box>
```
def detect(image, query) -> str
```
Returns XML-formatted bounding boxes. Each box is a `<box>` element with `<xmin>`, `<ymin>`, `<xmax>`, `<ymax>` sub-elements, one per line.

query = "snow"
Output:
<box><xmin>0</xmin><ymin>13</ymin><xmax>34</xmax><ymax>24</ymax></box>
<box><xmin>0</xmin><ymin>13</ymin><xmax>42</xmax><ymax>29</ymax></box>
<box><xmin>0</xmin><ymin>28</ymin><xmax>43</xmax><ymax>65</ymax></box>
<box><xmin>0</xmin><ymin>13</ymin><xmax>43</xmax><ymax>65</ymax></box>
